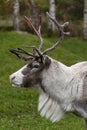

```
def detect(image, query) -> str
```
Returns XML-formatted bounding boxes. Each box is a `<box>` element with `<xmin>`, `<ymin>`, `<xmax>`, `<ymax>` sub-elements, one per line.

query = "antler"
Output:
<box><xmin>43</xmin><ymin>12</ymin><xmax>70</xmax><ymax>55</ymax></box>
<box><xmin>10</xmin><ymin>12</ymin><xmax>70</xmax><ymax>61</ymax></box>
<box><xmin>9</xmin><ymin>48</ymin><xmax>34</xmax><ymax>61</ymax></box>
<box><xmin>24</xmin><ymin>16</ymin><xmax>43</xmax><ymax>52</ymax></box>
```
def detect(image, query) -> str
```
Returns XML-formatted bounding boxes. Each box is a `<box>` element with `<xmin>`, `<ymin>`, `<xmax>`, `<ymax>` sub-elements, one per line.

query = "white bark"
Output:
<box><xmin>83</xmin><ymin>0</ymin><xmax>87</xmax><ymax>40</ymax></box>
<box><xmin>13</xmin><ymin>0</ymin><xmax>20</xmax><ymax>31</ymax></box>
<box><xmin>48</xmin><ymin>0</ymin><xmax>56</xmax><ymax>32</ymax></box>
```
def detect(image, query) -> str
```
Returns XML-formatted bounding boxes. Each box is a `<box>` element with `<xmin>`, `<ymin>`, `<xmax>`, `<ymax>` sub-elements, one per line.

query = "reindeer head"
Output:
<box><xmin>9</xmin><ymin>12</ymin><xmax>69</xmax><ymax>88</ymax></box>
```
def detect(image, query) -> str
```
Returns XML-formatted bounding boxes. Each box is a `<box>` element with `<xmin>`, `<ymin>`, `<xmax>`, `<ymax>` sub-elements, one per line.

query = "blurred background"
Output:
<box><xmin>0</xmin><ymin>0</ymin><xmax>87</xmax><ymax>39</ymax></box>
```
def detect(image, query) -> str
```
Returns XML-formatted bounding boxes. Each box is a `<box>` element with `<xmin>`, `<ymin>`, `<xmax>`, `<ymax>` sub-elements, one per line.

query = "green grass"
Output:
<box><xmin>0</xmin><ymin>31</ymin><xmax>87</xmax><ymax>130</ymax></box>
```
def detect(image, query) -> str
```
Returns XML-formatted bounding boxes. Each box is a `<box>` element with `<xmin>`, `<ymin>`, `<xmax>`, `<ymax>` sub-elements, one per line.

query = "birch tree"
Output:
<box><xmin>83</xmin><ymin>0</ymin><xmax>87</xmax><ymax>40</ymax></box>
<box><xmin>48</xmin><ymin>0</ymin><xmax>56</xmax><ymax>33</ymax></box>
<box><xmin>13</xmin><ymin>0</ymin><xmax>20</xmax><ymax>31</ymax></box>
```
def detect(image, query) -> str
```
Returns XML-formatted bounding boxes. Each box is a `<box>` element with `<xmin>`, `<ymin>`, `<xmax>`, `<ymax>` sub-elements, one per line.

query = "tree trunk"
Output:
<box><xmin>28</xmin><ymin>0</ymin><xmax>40</xmax><ymax>29</ymax></box>
<box><xmin>48</xmin><ymin>0</ymin><xmax>56</xmax><ymax>33</ymax></box>
<box><xmin>13</xmin><ymin>0</ymin><xmax>20</xmax><ymax>31</ymax></box>
<box><xmin>83</xmin><ymin>0</ymin><xmax>87</xmax><ymax>40</ymax></box>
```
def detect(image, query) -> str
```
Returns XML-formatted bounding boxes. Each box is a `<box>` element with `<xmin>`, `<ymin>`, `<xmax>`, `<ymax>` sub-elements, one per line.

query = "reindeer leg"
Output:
<box><xmin>85</xmin><ymin>120</ymin><xmax>87</xmax><ymax>130</ymax></box>
<box><xmin>73</xmin><ymin>101</ymin><xmax>87</xmax><ymax>130</ymax></box>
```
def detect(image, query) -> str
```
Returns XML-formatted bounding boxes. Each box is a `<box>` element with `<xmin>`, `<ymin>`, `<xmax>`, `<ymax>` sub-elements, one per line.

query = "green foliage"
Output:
<box><xmin>0</xmin><ymin>31</ymin><xmax>87</xmax><ymax>129</ymax></box>
<box><xmin>37</xmin><ymin>0</ymin><xmax>49</xmax><ymax>12</ymax></box>
<box><xmin>0</xmin><ymin>0</ymin><xmax>84</xmax><ymax>36</ymax></box>
<box><xmin>56</xmin><ymin>0</ymin><xmax>83</xmax><ymax>20</ymax></box>
<box><xmin>56</xmin><ymin>0</ymin><xmax>74</xmax><ymax>4</ymax></box>
<box><xmin>0</xmin><ymin>1</ymin><xmax>12</xmax><ymax>17</ymax></box>
<box><xmin>0</xmin><ymin>0</ymin><xmax>83</xmax><ymax>19</ymax></box>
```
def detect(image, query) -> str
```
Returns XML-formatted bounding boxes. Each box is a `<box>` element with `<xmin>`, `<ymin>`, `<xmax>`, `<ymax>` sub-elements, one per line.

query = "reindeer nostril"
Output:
<box><xmin>9</xmin><ymin>75</ymin><xmax>16</xmax><ymax>82</ymax></box>
<box><xmin>12</xmin><ymin>76</ymin><xmax>15</xmax><ymax>80</ymax></box>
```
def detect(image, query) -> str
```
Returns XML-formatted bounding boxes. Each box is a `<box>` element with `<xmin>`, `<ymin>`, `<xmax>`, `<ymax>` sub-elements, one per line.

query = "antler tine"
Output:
<box><xmin>25</xmin><ymin>46</ymin><xmax>42</xmax><ymax>57</ymax></box>
<box><xmin>46</xmin><ymin>12</ymin><xmax>70</xmax><ymax>35</ymax></box>
<box><xmin>24</xmin><ymin>16</ymin><xmax>44</xmax><ymax>51</ymax></box>
<box><xmin>43</xmin><ymin>38</ymin><xmax>62</xmax><ymax>55</ymax></box>
<box><xmin>9</xmin><ymin>48</ymin><xmax>34</xmax><ymax>61</ymax></box>
<box><xmin>43</xmin><ymin>12</ymin><xmax>70</xmax><ymax>55</ymax></box>
<box><xmin>17</xmin><ymin>48</ymin><xmax>35</xmax><ymax>57</ymax></box>
<box><xmin>38</xmin><ymin>25</ymin><xmax>44</xmax><ymax>51</ymax></box>
<box><xmin>9</xmin><ymin>49</ymin><xmax>22</xmax><ymax>59</ymax></box>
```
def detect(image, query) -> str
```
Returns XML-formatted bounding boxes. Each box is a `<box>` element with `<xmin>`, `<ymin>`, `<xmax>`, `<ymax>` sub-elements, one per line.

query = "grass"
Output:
<box><xmin>0</xmin><ymin>31</ymin><xmax>87</xmax><ymax>130</ymax></box>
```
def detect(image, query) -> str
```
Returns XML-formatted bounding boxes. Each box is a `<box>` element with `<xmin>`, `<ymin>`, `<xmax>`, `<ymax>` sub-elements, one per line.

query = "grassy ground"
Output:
<box><xmin>0</xmin><ymin>31</ymin><xmax>87</xmax><ymax>130</ymax></box>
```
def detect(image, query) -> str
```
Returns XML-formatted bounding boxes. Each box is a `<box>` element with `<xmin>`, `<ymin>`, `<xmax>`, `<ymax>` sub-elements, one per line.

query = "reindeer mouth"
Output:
<box><xmin>12</xmin><ymin>83</ymin><xmax>30</xmax><ymax>88</ymax></box>
<box><xmin>12</xmin><ymin>83</ymin><xmax>21</xmax><ymax>88</ymax></box>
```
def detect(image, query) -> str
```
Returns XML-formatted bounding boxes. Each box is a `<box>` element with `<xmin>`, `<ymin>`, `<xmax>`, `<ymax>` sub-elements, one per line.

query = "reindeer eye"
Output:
<box><xmin>27</xmin><ymin>62</ymin><xmax>40</xmax><ymax>69</ymax></box>
<box><xmin>33</xmin><ymin>64</ymin><xmax>40</xmax><ymax>68</ymax></box>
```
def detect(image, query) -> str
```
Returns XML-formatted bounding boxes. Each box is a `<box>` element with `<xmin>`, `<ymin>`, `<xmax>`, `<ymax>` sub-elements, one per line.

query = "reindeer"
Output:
<box><xmin>9</xmin><ymin>12</ymin><xmax>87</xmax><ymax>130</ymax></box>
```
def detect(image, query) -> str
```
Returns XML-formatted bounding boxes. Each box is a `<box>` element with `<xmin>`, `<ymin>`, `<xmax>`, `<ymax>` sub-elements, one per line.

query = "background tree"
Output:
<box><xmin>0</xmin><ymin>0</ymin><xmax>84</xmax><ymax>36</ymax></box>
<box><xmin>13</xmin><ymin>0</ymin><xmax>20</xmax><ymax>31</ymax></box>
<box><xmin>83</xmin><ymin>0</ymin><xmax>87</xmax><ymax>40</ymax></box>
<box><xmin>48</xmin><ymin>0</ymin><xmax>56</xmax><ymax>33</ymax></box>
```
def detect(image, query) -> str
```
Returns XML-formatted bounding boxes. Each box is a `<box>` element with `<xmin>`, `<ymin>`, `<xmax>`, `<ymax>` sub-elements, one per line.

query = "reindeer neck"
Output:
<box><xmin>40</xmin><ymin>57</ymin><xmax>71</xmax><ymax>97</ymax></box>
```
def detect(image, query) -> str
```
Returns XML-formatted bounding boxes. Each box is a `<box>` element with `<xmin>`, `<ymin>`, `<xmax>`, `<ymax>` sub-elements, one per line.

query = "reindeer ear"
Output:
<box><xmin>43</xmin><ymin>56</ymin><xmax>51</xmax><ymax>68</ymax></box>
